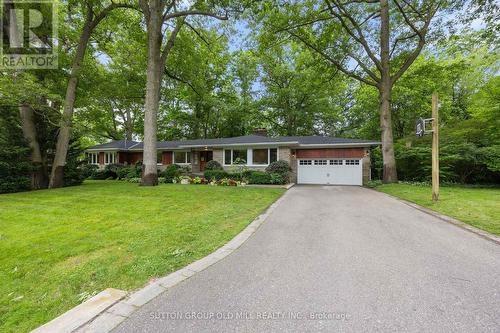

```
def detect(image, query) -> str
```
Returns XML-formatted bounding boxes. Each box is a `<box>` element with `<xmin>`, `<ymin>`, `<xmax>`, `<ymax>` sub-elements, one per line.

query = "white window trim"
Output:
<box><xmin>87</xmin><ymin>152</ymin><xmax>99</xmax><ymax>165</ymax></box>
<box><xmin>104</xmin><ymin>152</ymin><xmax>116</xmax><ymax>165</ymax></box>
<box><xmin>223</xmin><ymin>148</ymin><xmax>279</xmax><ymax>167</ymax></box>
<box><xmin>157</xmin><ymin>150</ymin><xmax>163</xmax><ymax>166</ymax></box>
<box><xmin>173</xmin><ymin>151</ymin><xmax>191</xmax><ymax>165</ymax></box>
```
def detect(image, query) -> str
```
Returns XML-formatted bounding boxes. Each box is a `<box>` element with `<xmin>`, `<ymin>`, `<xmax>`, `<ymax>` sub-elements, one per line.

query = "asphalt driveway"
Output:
<box><xmin>114</xmin><ymin>186</ymin><xmax>500</xmax><ymax>333</ymax></box>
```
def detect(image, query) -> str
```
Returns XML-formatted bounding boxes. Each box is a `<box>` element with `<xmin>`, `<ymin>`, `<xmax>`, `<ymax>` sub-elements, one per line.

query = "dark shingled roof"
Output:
<box><xmin>87</xmin><ymin>139</ymin><xmax>140</xmax><ymax>150</ymax></box>
<box><xmin>87</xmin><ymin>135</ymin><xmax>379</xmax><ymax>151</ymax></box>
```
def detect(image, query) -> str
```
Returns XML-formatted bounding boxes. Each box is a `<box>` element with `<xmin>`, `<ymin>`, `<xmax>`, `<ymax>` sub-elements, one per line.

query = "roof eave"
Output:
<box><xmin>297</xmin><ymin>142</ymin><xmax>380</xmax><ymax>148</ymax></box>
<box><xmin>86</xmin><ymin>148</ymin><xmax>123</xmax><ymax>151</ymax></box>
<box><xmin>177</xmin><ymin>141</ymin><xmax>300</xmax><ymax>148</ymax></box>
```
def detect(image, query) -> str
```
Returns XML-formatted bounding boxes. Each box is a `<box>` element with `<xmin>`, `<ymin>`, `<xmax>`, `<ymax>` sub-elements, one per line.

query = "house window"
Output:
<box><xmin>345</xmin><ymin>159</ymin><xmax>360</xmax><ymax>165</ymax></box>
<box><xmin>224</xmin><ymin>149</ymin><xmax>248</xmax><ymax>165</ymax></box>
<box><xmin>224</xmin><ymin>150</ymin><xmax>232</xmax><ymax>165</ymax></box>
<box><xmin>232</xmin><ymin>149</ymin><xmax>247</xmax><ymax>164</ymax></box>
<box><xmin>252</xmin><ymin>149</ymin><xmax>268</xmax><ymax>165</ymax></box>
<box><xmin>314</xmin><ymin>160</ymin><xmax>327</xmax><ymax>165</ymax></box>
<box><xmin>104</xmin><ymin>152</ymin><xmax>116</xmax><ymax>164</ymax></box>
<box><xmin>270</xmin><ymin>148</ymin><xmax>278</xmax><ymax>163</ymax></box>
<box><xmin>330</xmin><ymin>160</ymin><xmax>343</xmax><ymax>165</ymax></box>
<box><xmin>87</xmin><ymin>153</ymin><xmax>98</xmax><ymax>165</ymax></box>
<box><xmin>157</xmin><ymin>151</ymin><xmax>163</xmax><ymax>164</ymax></box>
<box><xmin>299</xmin><ymin>160</ymin><xmax>312</xmax><ymax>165</ymax></box>
<box><xmin>225</xmin><ymin>148</ymin><xmax>278</xmax><ymax>166</ymax></box>
<box><xmin>174</xmin><ymin>151</ymin><xmax>191</xmax><ymax>164</ymax></box>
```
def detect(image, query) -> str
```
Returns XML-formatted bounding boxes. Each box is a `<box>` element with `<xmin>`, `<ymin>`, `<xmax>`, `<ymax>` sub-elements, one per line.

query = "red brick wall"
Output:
<box><xmin>162</xmin><ymin>151</ymin><xmax>172</xmax><ymax>165</ymax></box>
<box><xmin>296</xmin><ymin>148</ymin><xmax>365</xmax><ymax>159</ymax></box>
<box><xmin>127</xmin><ymin>152</ymin><xmax>143</xmax><ymax>165</ymax></box>
<box><xmin>118</xmin><ymin>152</ymin><xmax>128</xmax><ymax>164</ymax></box>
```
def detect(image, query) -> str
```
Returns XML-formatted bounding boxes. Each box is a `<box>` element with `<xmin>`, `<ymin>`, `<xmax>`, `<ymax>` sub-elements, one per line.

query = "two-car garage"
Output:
<box><xmin>295</xmin><ymin>148</ymin><xmax>367</xmax><ymax>186</ymax></box>
<box><xmin>297</xmin><ymin>159</ymin><xmax>363</xmax><ymax>185</ymax></box>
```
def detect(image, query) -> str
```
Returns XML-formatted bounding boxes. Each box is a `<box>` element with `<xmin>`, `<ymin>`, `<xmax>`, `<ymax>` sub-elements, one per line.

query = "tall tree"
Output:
<box><xmin>2</xmin><ymin>1</ymin><xmax>48</xmax><ymax>188</ymax></box>
<box><xmin>138</xmin><ymin>0</ymin><xmax>231</xmax><ymax>185</ymax></box>
<box><xmin>49</xmin><ymin>0</ymin><xmax>135</xmax><ymax>188</ymax></box>
<box><xmin>256</xmin><ymin>0</ymin><xmax>459</xmax><ymax>182</ymax></box>
<box><xmin>71</xmin><ymin>10</ymin><xmax>146</xmax><ymax>142</ymax></box>
<box><xmin>254</xmin><ymin>41</ymin><xmax>347</xmax><ymax>136</ymax></box>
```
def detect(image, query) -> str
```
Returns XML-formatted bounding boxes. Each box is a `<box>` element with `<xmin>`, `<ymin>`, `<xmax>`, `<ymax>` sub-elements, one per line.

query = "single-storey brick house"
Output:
<box><xmin>86</xmin><ymin>133</ymin><xmax>379</xmax><ymax>185</ymax></box>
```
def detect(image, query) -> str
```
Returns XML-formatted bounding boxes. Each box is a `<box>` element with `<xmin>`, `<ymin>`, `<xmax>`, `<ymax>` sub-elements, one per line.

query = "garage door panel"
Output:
<box><xmin>297</xmin><ymin>159</ymin><xmax>362</xmax><ymax>185</ymax></box>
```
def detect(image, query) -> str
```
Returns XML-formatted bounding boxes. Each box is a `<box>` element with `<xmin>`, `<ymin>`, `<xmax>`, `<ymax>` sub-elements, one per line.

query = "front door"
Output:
<box><xmin>199</xmin><ymin>151</ymin><xmax>213</xmax><ymax>172</ymax></box>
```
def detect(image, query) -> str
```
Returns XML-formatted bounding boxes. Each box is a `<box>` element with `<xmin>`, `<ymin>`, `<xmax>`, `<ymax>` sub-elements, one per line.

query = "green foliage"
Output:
<box><xmin>372</xmin><ymin>140</ymin><xmax>500</xmax><ymax>184</ymax></box>
<box><xmin>0</xmin><ymin>107</ymin><xmax>83</xmax><ymax>192</ymax></box>
<box><xmin>63</xmin><ymin>143</ymin><xmax>86</xmax><ymax>187</ymax></box>
<box><xmin>218</xmin><ymin>178</ymin><xmax>238</xmax><ymax>186</ymax></box>
<box><xmin>204</xmin><ymin>169</ymin><xmax>230</xmax><ymax>181</ymax></box>
<box><xmin>0</xmin><ymin>146</ymin><xmax>32</xmax><ymax>193</ymax></box>
<box><xmin>265</xmin><ymin>160</ymin><xmax>291</xmax><ymax>182</ymax></box>
<box><xmin>91</xmin><ymin>169</ymin><xmax>115</xmax><ymax>180</ymax></box>
<box><xmin>115</xmin><ymin>166</ymin><xmax>133</xmax><ymax>180</ymax></box>
<box><xmin>0</xmin><ymin>110</ymin><xmax>32</xmax><ymax>193</ymax></box>
<box><xmin>191</xmin><ymin>176</ymin><xmax>209</xmax><ymax>184</ymax></box>
<box><xmin>366</xmin><ymin>180</ymin><xmax>383</xmax><ymax>188</ymax></box>
<box><xmin>160</xmin><ymin>164</ymin><xmax>182</xmax><ymax>183</ymax></box>
<box><xmin>204</xmin><ymin>167</ymin><xmax>288</xmax><ymax>185</ymax></box>
<box><xmin>249</xmin><ymin>171</ymin><xmax>272</xmax><ymax>184</ymax></box>
<box><xmin>269</xmin><ymin>173</ymin><xmax>286</xmax><ymax>185</ymax></box>
<box><xmin>478</xmin><ymin>146</ymin><xmax>500</xmax><ymax>172</ymax></box>
<box><xmin>205</xmin><ymin>160</ymin><xmax>223</xmax><ymax>171</ymax></box>
<box><xmin>81</xmin><ymin>164</ymin><xmax>99</xmax><ymax>179</ymax></box>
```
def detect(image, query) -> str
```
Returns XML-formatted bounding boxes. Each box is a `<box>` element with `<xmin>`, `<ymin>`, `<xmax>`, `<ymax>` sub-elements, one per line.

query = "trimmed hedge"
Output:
<box><xmin>205</xmin><ymin>160</ymin><xmax>223</xmax><ymax>171</ymax></box>
<box><xmin>269</xmin><ymin>173</ymin><xmax>285</xmax><ymax>184</ymax></box>
<box><xmin>249</xmin><ymin>171</ymin><xmax>272</xmax><ymax>184</ymax></box>
<box><xmin>204</xmin><ymin>169</ymin><xmax>287</xmax><ymax>184</ymax></box>
<box><xmin>266</xmin><ymin>160</ymin><xmax>291</xmax><ymax>182</ymax></box>
<box><xmin>204</xmin><ymin>169</ymin><xmax>229</xmax><ymax>180</ymax></box>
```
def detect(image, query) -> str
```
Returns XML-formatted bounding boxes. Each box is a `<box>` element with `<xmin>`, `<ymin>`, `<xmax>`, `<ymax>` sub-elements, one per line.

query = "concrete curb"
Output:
<box><xmin>71</xmin><ymin>189</ymin><xmax>291</xmax><ymax>333</ymax></box>
<box><xmin>31</xmin><ymin>288</ymin><xmax>127</xmax><ymax>333</ymax></box>
<box><xmin>372</xmin><ymin>188</ymin><xmax>500</xmax><ymax>245</ymax></box>
<box><xmin>245</xmin><ymin>183</ymin><xmax>295</xmax><ymax>189</ymax></box>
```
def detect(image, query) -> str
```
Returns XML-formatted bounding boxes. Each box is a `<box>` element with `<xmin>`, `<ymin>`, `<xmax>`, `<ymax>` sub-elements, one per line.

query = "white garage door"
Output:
<box><xmin>297</xmin><ymin>159</ymin><xmax>362</xmax><ymax>185</ymax></box>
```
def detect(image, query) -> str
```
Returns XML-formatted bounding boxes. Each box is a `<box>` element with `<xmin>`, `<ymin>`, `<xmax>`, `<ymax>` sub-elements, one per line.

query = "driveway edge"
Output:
<box><xmin>373</xmin><ymin>189</ymin><xmax>500</xmax><ymax>245</ymax></box>
<box><xmin>73</xmin><ymin>189</ymin><xmax>291</xmax><ymax>333</ymax></box>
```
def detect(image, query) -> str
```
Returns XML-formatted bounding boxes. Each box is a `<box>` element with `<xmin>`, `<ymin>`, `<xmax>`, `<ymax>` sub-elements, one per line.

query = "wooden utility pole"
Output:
<box><xmin>431</xmin><ymin>93</ymin><xmax>439</xmax><ymax>201</ymax></box>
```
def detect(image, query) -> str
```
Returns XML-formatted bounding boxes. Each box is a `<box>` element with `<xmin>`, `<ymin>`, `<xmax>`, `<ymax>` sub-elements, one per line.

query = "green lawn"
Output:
<box><xmin>0</xmin><ymin>181</ymin><xmax>284</xmax><ymax>332</ymax></box>
<box><xmin>375</xmin><ymin>184</ymin><xmax>500</xmax><ymax>235</ymax></box>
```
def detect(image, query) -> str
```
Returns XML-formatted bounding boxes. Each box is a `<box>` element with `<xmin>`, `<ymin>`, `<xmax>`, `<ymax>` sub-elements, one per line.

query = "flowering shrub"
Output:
<box><xmin>192</xmin><ymin>177</ymin><xmax>208</xmax><ymax>184</ymax></box>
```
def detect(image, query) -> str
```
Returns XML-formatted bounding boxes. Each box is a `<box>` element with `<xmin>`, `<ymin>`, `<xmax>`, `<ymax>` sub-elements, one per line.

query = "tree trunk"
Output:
<box><xmin>379</xmin><ymin>86</ymin><xmax>397</xmax><ymax>183</ymax></box>
<box><xmin>379</xmin><ymin>0</ymin><xmax>397</xmax><ymax>183</ymax></box>
<box><xmin>48</xmin><ymin>26</ymin><xmax>92</xmax><ymax>188</ymax></box>
<box><xmin>19</xmin><ymin>105</ymin><xmax>47</xmax><ymax>189</ymax></box>
<box><xmin>141</xmin><ymin>9</ymin><xmax>163</xmax><ymax>186</ymax></box>
<box><xmin>125</xmin><ymin>108</ymin><xmax>133</xmax><ymax>141</ymax></box>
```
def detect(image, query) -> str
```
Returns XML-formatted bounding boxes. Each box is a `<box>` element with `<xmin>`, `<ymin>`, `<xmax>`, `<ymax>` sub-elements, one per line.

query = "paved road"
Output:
<box><xmin>114</xmin><ymin>186</ymin><xmax>500</xmax><ymax>333</ymax></box>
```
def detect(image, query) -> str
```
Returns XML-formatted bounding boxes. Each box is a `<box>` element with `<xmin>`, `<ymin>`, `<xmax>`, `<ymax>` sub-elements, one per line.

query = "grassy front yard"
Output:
<box><xmin>0</xmin><ymin>181</ymin><xmax>284</xmax><ymax>332</ymax></box>
<box><xmin>375</xmin><ymin>184</ymin><xmax>500</xmax><ymax>235</ymax></box>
